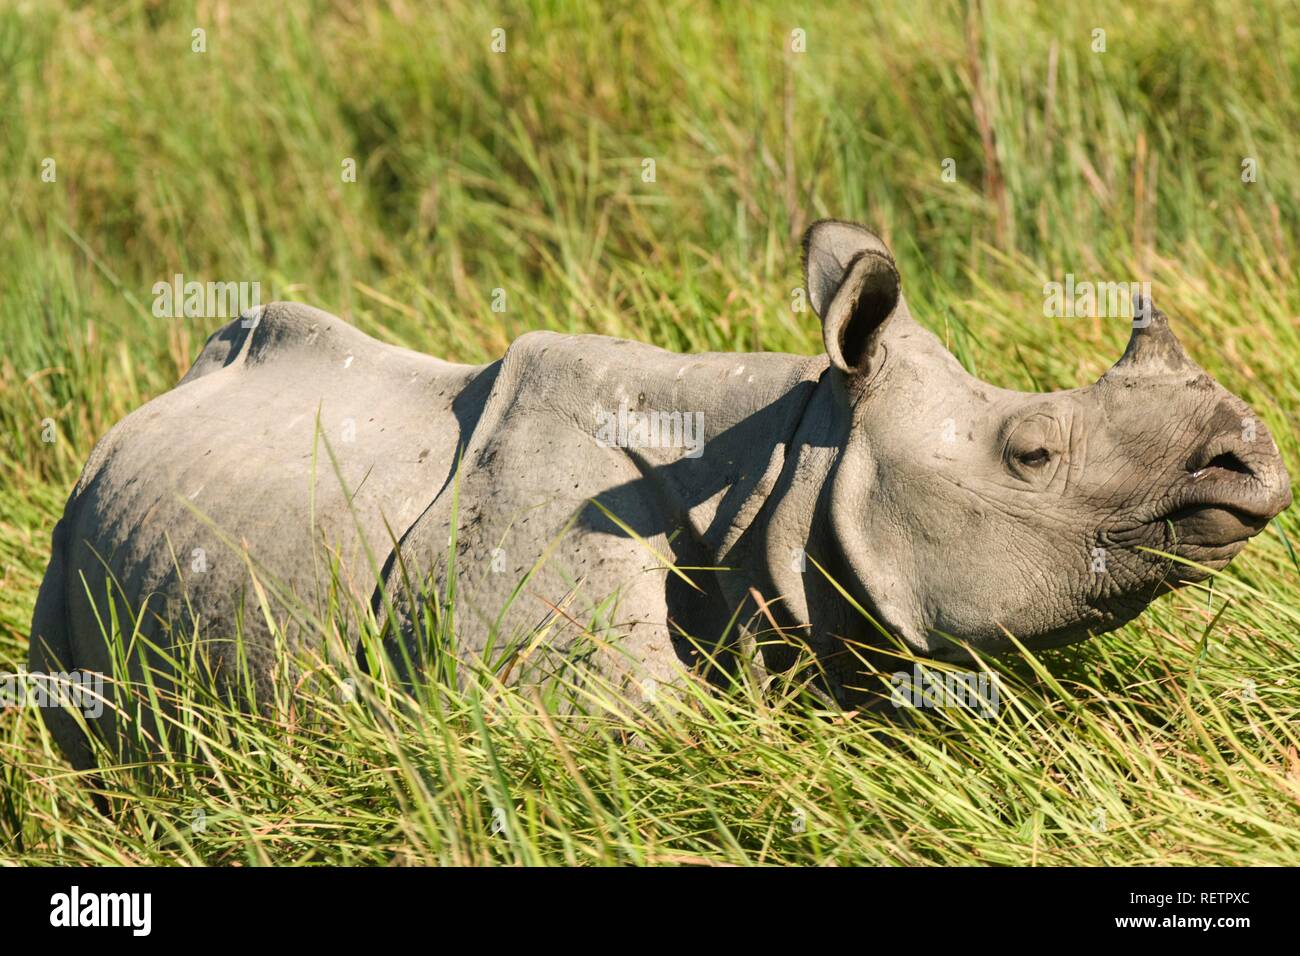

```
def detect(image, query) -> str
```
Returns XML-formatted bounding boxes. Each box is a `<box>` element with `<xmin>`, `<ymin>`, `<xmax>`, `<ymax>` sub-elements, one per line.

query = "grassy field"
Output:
<box><xmin>1</xmin><ymin>0</ymin><xmax>1298</xmax><ymax>865</ymax></box>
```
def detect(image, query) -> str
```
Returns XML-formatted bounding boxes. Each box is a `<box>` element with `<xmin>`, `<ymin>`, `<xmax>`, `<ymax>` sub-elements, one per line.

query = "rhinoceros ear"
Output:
<box><xmin>802</xmin><ymin>220</ymin><xmax>901</xmax><ymax>376</ymax></box>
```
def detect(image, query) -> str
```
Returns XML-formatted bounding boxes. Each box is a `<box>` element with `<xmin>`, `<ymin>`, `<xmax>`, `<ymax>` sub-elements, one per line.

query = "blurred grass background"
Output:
<box><xmin>0</xmin><ymin>0</ymin><xmax>1297</xmax><ymax>865</ymax></box>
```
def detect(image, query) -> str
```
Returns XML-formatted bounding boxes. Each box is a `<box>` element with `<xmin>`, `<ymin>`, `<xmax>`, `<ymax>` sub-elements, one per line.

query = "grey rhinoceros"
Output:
<box><xmin>29</xmin><ymin>221</ymin><xmax>1292</xmax><ymax>769</ymax></box>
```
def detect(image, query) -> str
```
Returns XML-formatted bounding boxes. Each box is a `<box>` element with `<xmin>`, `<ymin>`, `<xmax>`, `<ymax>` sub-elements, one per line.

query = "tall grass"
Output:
<box><xmin>1</xmin><ymin>0</ymin><xmax>1297</xmax><ymax>865</ymax></box>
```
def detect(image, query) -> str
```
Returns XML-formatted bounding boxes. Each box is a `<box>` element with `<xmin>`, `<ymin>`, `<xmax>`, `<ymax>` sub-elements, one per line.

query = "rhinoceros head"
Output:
<box><xmin>802</xmin><ymin>220</ymin><xmax>1291</xmax><ymax>659</ymax></box>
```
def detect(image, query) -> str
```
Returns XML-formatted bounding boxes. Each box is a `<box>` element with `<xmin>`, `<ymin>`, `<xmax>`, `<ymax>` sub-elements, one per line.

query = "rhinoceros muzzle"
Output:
<box><xmin>1095</xmin><ymin>296</ymin><xmax>1292</xmax><ymax>560</ymax></box>
<box><xmin>1162</xmin><ymin>431</ymin><xmax>1291</xmax><ymax>546</ymax></box>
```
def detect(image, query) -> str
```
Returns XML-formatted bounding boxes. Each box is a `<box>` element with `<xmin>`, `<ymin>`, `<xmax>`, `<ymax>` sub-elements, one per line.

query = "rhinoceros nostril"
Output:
<box><xmin>1198</xmin><ymin>451</ymin><xmax>1253</xmax><ymax>478</ymax></box>
<box><xmin>1187</xmin><ymin>440</ymin><xmax>1255</xmax><ymax>481</ymax></box>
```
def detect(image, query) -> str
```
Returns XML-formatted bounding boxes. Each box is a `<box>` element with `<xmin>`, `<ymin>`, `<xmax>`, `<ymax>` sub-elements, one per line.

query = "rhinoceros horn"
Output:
<box><xmin>1101</xmin><ymin>293</ymin><xmax>1198</xmax><ymax>380</ymax></box>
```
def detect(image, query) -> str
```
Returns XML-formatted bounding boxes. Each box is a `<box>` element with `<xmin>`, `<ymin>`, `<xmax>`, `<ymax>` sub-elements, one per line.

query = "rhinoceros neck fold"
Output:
<box><xmin>717</xmin><ymin>377</ymin><xmax>845</xmax><ymax>621</ymax></box>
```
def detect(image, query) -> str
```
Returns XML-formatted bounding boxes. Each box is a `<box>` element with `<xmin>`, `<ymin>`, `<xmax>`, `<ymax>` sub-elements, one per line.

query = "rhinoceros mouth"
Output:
<box><xmin>1157</xmin><ymin>502</ymin><xmax>1267</xmax><ymax>546</ymax></box>
<box><xmin>1092</xmin><ymin>485</ymin><xmax>1277</xmax><ymax>582</ymax></box>
<box><xmin>1151</xmin><ymin>483</ymin><xmax>1277</xmax><ymax>549</ymax></box>
<box><xmin>1164</xmin><ymin>442</ymin><xmax>1291</xmax><ymax>535</ymax></box>
<box><xmin>1121</xmin><ymin>469</ymin><xmax>1279</xmax><ymax>547</ymax></box>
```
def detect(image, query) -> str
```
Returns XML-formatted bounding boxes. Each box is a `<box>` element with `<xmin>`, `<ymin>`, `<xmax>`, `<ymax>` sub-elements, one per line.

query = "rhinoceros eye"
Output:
<box><xmin>1017</xmin><ymin>447</ymin><xmax>1052</xmax><ymax>467</ymax></box>
<box><xmin>1004</xmin><ymin>412</ymin><xmax>1064</xmax><ymax>478</ymax></box>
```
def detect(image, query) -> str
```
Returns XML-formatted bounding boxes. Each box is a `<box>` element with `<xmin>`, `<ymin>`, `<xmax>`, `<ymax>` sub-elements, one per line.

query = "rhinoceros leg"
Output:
<box><xmin>27</xmin><ymin>516</ymin><xmax>98</xmax><ymax>771</ymax></box>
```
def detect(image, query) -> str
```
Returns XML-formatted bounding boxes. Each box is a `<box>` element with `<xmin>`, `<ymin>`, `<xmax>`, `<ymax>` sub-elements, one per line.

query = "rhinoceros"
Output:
<box><xmin>29</xmin><ymin>220</ymin><xmax>1292</xmax><ymax>769</ymax></box>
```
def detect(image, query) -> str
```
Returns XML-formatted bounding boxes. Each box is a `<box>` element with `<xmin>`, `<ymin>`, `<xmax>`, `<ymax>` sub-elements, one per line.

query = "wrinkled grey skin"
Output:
<box><xmin>30</xmin><ymin>221</ymin><xmax>1291</xmax><ymax>770</ymax></box>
